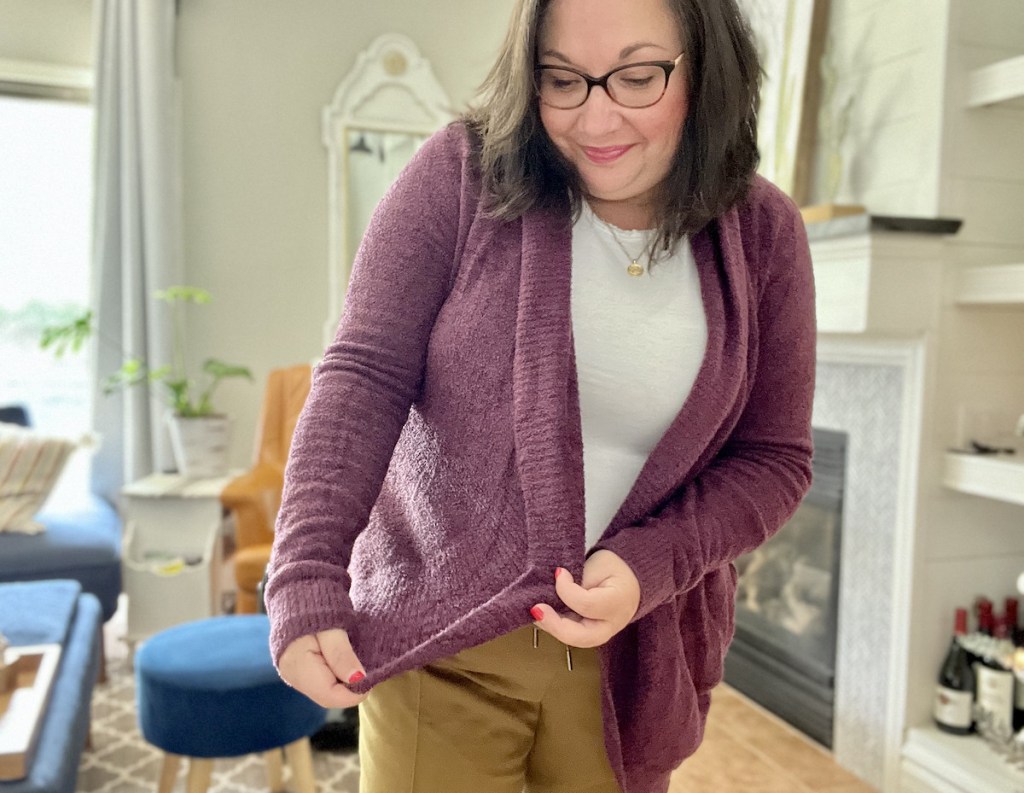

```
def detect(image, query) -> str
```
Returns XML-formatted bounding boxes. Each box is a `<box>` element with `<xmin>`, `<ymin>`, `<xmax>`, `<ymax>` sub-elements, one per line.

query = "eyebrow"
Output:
<box><xmin>540</xmin><ymin>42</ymin><xmax>667</xmax><ymax>67</ymax></box>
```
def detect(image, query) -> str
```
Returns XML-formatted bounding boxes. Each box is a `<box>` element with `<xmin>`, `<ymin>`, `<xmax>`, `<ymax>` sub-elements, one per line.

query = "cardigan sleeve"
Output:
<box><xmin>594</xmin><ymin>190</ymin><xmax>816</xmax><ymax>622</ymax></box>
<box><xmin>263</xmin><ymin>124</ymin><xmax>472</xmax><ymax>664</ymax></box>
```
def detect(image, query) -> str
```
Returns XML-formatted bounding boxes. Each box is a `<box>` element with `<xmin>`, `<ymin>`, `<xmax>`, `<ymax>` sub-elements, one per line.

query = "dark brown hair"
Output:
<box><xmin>463</xmin><ymin>0</ymin><xmax>762</xmax><ymax>250</ymax></box>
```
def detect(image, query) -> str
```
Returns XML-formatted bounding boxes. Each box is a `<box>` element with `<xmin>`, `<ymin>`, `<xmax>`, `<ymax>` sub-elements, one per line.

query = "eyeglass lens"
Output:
<box><xmin>536</xmin><ymin>64</ymin><xmax>669</xmax><ymax>109</ymax></box>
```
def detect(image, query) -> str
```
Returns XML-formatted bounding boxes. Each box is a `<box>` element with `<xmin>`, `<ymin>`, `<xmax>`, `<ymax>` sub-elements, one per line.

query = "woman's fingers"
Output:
<box><xmin>316</xmin><ymin>628</ymin><xmax>367</xmax><ymax>685</ymax></box>
<box><xmin>530</xmin><ymin>603</ymin><xmax>611</xmax><ymax>648</ymax></box>
<box><xmin>278</xmin><ymin>630</ymin><xmax>369</xmax><ymax>709</ymax></box>
<box><xmin>552</xmin><ymin>567</ymin><xmax>621</xmax><ymax>619</ymax></box>
<box><xmin>532</xmin><ymin>552</ymin><xmax>642</xmax><ymax>648</ymax></box>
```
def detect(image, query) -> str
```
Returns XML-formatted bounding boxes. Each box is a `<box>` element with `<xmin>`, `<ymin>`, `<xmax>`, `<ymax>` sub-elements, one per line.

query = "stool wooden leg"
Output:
<box><xmin>98</xmin><ymin>629</ymin><xmax>108</xmax><ymax>684</ymax></box>
<box><xmin>264</xmin><ymin>748</ymin><xmax>284</xmax><ymax>792</ymax></box>
<box><xmin>158</xmin><ymin>753</ymin><xmax>181</xmax><ymax>793</ymax></box>
<box><xmin>186</xmin><ymin>758</ymin><xmax>213</xmax><ymax>793</ymax></box>
<box><xmin>283</xmin><ymin>738</ymin><xmax>316</xmax><ymax>793</ymax></box>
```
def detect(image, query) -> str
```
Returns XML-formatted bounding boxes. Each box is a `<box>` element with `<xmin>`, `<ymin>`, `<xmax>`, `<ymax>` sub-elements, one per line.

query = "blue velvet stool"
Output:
<box><xmin>135</xmin><ymin>615</ymin><xmax>326</xmax><ymax>793</ymax></box>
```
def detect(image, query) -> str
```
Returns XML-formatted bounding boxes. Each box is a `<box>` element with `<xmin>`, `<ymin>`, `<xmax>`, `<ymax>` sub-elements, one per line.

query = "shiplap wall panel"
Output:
<box><xmin>958</xmin><ymin>0</ymin><xmax>1024</xmax><ymax>49</ymax></box>
<box><xmin>941</xmin><ymin>0</ymin><xmax>1024</xmax><ymax>249</ymax></box>
<box><xmin>908</xmin><ymin>0</ymin><xmax>1024</xmax><ymax>751</ymax></box>
<box><xmin>809</xmin><ymin>0</ymin><xmax>948</xmax><ymax>213</ymax></box>
<box><xmin>945</xmin><ymin>110</ymin><xmax>1024</xmax><ymax>180</ymax></box>
<box><xmin>944</xmin><ymin>178</ymin><xmax>1024</xmax><ymax>247</ymax></box>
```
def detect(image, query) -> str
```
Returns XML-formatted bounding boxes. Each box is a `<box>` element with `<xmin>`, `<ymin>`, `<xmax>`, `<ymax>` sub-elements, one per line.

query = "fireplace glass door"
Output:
<box><xmin>724</xmin><ymin>428</ymin><xmax>847</xmax><ymax>747</ymax></box>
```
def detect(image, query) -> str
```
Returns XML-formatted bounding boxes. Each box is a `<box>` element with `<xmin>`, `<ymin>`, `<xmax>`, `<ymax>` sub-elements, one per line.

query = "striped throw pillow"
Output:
<box><xmin>0</xmin><ymin>424</ymin><xmax>76</xmax><ymax>534</ymax></box>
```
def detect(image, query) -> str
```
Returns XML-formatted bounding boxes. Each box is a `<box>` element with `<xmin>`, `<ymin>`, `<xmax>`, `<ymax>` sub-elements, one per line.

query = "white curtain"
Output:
<box><xmin>90</xmin><ymin>0</ymin><xmax>182</xmax><ymax>499</ymax></box>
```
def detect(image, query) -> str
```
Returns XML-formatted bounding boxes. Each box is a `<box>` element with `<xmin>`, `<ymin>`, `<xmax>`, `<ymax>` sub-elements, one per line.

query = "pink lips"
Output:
<box><xmin>583</xmin><ymin>144</ymin><xmax>633</xmax><ymax>164</ymax></box>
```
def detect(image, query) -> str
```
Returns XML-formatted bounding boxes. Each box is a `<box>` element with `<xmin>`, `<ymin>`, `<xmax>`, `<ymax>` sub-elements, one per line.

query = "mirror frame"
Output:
<box><xmin>322</xmin><ymin>33</ymin><xmax>454</xmax><ymax>347</ymax></box>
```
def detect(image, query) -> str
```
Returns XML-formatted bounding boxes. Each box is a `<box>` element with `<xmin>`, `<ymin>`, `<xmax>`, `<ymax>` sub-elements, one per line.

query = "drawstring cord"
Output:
<box><xmin>533</xmin><ymin>626</ymin><xmax>573</xmax><ymax>671</ymax></box>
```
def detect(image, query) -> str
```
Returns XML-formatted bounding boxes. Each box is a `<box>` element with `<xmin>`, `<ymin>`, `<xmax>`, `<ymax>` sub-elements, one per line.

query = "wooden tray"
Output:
<box><xmin>0</xmin><ymin>644</ymin><xmax>61</xmax><ymax>781</ymax></box>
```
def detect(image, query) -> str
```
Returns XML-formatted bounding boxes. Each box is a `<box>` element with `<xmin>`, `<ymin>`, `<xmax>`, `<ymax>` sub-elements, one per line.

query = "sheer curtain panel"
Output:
<box><xmin>90</xmin><ymin>0</ymin><xmax>182</xmax><ymax>498</ymax></box>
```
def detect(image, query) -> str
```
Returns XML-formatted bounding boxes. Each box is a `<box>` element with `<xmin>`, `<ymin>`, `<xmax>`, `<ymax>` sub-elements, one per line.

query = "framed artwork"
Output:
<box><xmin>737</xmin><ymin>0</ymin><xmax>830</xmax><ymax>206</ymax></box>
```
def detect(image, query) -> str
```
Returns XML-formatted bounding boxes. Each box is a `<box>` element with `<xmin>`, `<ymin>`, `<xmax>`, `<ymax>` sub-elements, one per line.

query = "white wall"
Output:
<box><xmin>174</xmin><ymin>0</ymin><xmax>513</xmax><ymax>464</ymax></box>
<box><xmin>905</xmin><ymin>0</ymin><xmax>1024</xmax><ymax>734</ymax></box>
<box><xmin>174</xmin><ymin>0</ymin><xmax>512</xmax><ymax>463</ymax></box>
<box><xmin>0</xmin><ymin>0</ymin><xmax>94</xmax><ymax>66</ymax></box>
<box><xmin>0</xmin><ymin>0</ymin><xmax>513</xmax><ymax>467</ymax></box>
<box><xmin>5</xmin><ymin>0</ymin><xmax>981</xmax><ymax>468</ymax></box>
<box><xmin>940</xmin><ymin>0</ymin><xmax>1024</xmax><ymax>259</ymax></box>
<box><xmin>809</xmin><ymin>0</ymin><xmax>951</xmax><ymax>215</ymax></box>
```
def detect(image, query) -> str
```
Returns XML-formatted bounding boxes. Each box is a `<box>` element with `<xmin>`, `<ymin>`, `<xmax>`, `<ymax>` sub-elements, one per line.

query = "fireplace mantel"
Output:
<box><xmin>805</xmin><ymin>214</ymin><xmax>960</xmax><ymax>336</ymax></box>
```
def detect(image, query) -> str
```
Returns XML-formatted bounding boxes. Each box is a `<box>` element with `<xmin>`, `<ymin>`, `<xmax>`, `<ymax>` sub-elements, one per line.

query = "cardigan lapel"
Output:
<box><xmin>512</xmin><ymin>197</ymin><xmax>588</xmax><ymax>570</ymax></box>
<box><xmin>606</xmin><ymin>205</ymin><xmax>753</xmax><ymax>537</ymax></box>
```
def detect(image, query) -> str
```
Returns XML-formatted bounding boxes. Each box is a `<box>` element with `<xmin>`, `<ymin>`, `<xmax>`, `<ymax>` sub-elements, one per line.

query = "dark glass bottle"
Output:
<box><xmin>1008</xmin><ymin>598</ymin><xmax>1024</xmax><ymax>731</ymax></box>
<box><xmin>976</xmin><ymin>597</ymin><xmax>995</xmax><ymax>636</ymax></box>
<box><xmin>1006</xmin><ymin>597</ymin><xmax>1020</xmax><ymax>644</ymax></box>
<box><xmin>975</xmin><ymin>624</ymin><xmax>1014</xmax><ymax>736</ymax></box>
<box><xmin>933</xmin><ymin>608</ymin><xmax>975</xmax><ymax>735</ymax></box>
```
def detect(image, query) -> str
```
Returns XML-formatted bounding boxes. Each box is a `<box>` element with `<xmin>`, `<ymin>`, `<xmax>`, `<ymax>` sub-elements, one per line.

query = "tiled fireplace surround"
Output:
<box><xmin>801</xmin><ymin>218</ymin><xmax>934</xmax><ymax>792</ymax></box>
<box><xmin>813</xmin><ymin>341</ymin><xmax>921</xmax><ymax>791</ymax></box>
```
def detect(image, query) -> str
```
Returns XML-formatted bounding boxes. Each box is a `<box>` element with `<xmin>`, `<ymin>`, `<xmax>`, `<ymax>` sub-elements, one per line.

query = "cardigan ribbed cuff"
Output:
<box><xmin>265</xmin><ymin>575</ymin><xmax>354</xmax><ymax>667</ymax></box>
<box><xmin>594</xmin><ymin>528</ymin><xmax>694</xmax><ymax>623</ymax></box>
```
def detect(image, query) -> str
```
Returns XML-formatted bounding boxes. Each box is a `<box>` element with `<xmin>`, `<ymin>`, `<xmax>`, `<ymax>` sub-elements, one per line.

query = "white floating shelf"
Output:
<box><xmin>902</xmin><ymin>727</ymin><xmax>1024</xmax><ymax>793</ymax></box>
<box><xmin>943</xmin><ymin>452</ymin><xmax>1024</xmax><ymax>506</ymax></box>
<box><xmin>955</xmin><ymin>263</ymin><xmax>1024</xmax><ymax>306</ymax></box>
<box><xmin>967</xmin><ymin>55</ymin><xmax>1024</xmax><ymax>108</ymax></box>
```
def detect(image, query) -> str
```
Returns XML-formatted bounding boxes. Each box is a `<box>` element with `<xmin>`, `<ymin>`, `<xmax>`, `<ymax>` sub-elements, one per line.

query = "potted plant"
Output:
<box><xmin>41</xmin><ymin>285</ymin><xmax>253</xmax><ymax>478</ymax></box>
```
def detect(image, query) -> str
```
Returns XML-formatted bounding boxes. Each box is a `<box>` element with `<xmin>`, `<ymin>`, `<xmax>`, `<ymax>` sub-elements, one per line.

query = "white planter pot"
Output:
<box><xmin>166</xmin><ymin>414</ymin><xmax>231</xmax><ymax>478</ymax></box>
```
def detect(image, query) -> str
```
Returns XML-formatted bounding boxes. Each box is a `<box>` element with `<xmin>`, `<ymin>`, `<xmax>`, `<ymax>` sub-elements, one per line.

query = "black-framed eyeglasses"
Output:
<box><xmin>535</xmin><ymin>52</ymin><xmax>684</xmax><ymax>110</ymax></box>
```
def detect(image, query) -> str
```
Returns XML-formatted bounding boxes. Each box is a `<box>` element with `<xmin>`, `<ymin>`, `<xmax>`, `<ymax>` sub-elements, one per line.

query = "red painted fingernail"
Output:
<box><xmin>348</xmin><ymin>670</ymin><xmax>365</xmax><ymax>685</ymax></box>
<box><xmin>530</xmin><ymin>606</ymin><xmax>545</xmax><ymax>621</ymax></box>
<box><xmin>555</xmin><ymin>567</ymin><xmax>563</xmax><ymax>580</ymax></box>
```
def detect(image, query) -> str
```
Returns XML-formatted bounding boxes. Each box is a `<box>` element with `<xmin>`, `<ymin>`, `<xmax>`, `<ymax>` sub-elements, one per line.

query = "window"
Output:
<box><xmin>0</xmin><ymin>93</ymin><xmax>94</xmax><ymax>503</ymax></box>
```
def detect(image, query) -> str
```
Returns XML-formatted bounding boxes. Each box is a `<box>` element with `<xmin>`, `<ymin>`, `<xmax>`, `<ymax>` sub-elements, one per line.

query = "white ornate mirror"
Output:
<box><xmin>322</xmin><ymin>33</ymin><xmax>454</xmax><ymax>346</ymax></box>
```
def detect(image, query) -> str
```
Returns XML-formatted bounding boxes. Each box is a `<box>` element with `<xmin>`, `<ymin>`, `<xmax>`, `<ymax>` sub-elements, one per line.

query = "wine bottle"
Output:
<box><xmin>1009</xmin><ymin>598</ymin><xmax>1024</xmax><ymax>731</ymax></box>
<box><xmin>976</xmin><ymin>622</ymin><xmax>1015</xmax><ymax>736</ymax></box>
<box><xmin>976</xmin><ymin>597</ymin><xmax>995</xmax><ymax>636</ymax></box>
<box><xmin>1014</xmin><ymin>644</ymin><xmax>1024</xmax><ymax>732</ymax></box>
<box><xmin>933</xmin><ymin>608</ymin><xmax>975</xmax><ymax>735</ymax></box>
<box><xmin>1006</xmin><ymin>597</ymin><xmax>1020</xmax><ymax>645</ymax></box>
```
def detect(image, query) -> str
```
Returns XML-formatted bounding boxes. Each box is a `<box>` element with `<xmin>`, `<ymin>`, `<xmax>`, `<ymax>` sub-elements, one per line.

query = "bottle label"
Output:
<box><xmin>976</xmin><ymin>667</ymin><xmax>1014</xmax><ymax>732</ymax></box>
<box><xmin>934</xmin><ymin>685</ymin><xmax>973</xmax><ymax>729</ymax></box>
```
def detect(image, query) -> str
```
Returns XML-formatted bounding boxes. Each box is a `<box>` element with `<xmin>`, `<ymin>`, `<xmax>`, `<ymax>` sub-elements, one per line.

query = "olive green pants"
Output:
<box><xmin>358</xmin><ymin>626</ymin><xmax>622</xmax><ymax>793</ymax></box>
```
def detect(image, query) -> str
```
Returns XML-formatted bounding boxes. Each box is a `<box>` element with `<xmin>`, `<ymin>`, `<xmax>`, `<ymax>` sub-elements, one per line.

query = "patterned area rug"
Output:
<box><xmin>79</xmin><ymin>641</ymin><xmax>360</xmax><ymax>792</ymax></box>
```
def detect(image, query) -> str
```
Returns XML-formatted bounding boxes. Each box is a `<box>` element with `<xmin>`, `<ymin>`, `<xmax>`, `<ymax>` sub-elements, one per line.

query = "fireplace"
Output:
<box><xmin>724</xmin><ymin>428</ymin><xmax>847</xmax><ymax>747</ymax></box>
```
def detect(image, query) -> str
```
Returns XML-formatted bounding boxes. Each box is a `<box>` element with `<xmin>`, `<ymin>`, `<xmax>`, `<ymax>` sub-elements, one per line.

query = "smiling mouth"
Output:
<box><xmin>582</xmin><ymin>145</ymin><xmax>633</xmax><ymax>164</ymax></box>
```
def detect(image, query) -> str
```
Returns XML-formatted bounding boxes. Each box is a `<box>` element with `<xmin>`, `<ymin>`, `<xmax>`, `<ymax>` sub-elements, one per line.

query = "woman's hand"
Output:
<box><xmin>277</xmin><ymin>628</ymin><xmax>369</xmax><ymax>709</ymax></box>
<box><xmin>530</xmin><ymin>549</ymin><xmax>641</xmax><ymax>648</ymax></box>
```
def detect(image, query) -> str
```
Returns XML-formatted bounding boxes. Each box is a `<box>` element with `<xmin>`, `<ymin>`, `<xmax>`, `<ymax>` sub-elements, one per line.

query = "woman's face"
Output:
<box><xmin>537</xmin><ymin>0</ymin><xmax>688</xmax><ymax>226</ymax></box>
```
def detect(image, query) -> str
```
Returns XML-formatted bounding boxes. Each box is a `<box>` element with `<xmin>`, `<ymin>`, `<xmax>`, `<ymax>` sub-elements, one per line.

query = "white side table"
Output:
<box><xmin>120</xmin><ymin>472</ymin><xmax>238</xmax><ymax>649</ymax></box>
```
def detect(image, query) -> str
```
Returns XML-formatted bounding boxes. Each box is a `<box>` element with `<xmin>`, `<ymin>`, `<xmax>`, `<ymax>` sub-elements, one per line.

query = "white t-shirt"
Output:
<box><xmin>571</xmin><ymin>202</ymin><xmax>708</xmax><ymax>549</ymax></box>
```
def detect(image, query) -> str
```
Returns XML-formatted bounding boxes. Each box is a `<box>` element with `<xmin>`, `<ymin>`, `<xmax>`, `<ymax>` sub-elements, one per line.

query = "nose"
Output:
<box><xmin>575</xmin><ymin>84</ymin><xmax>623</xmax><ymax>136</ymax></box>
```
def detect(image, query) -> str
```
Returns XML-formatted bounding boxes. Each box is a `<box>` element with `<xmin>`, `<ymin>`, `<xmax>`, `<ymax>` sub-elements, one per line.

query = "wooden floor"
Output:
<box><xmin>668</xmin><ymin>687</ymin><xmax>878</xmax><ymax>793</ymax></box>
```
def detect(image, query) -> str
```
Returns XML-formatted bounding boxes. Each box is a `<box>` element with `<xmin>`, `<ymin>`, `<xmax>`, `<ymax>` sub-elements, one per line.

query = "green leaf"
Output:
<box><xmin>154</xmin><ymin>285</ymin><xmax>211</xmax><ymax>305</ymax></box>
<box><xmin>202</xmin><ymin>359</ymin><xmax>253</xmax><ymax>380</ymax></box>
<box><xmin>39</xmin><ymin>310</ymin><xmax>94</xmax><ymax>357</ymax></box>
<box><xmin>102</xmin><ymin>358</ymin><xmax>147</xmax><ymax>395</ymax></box>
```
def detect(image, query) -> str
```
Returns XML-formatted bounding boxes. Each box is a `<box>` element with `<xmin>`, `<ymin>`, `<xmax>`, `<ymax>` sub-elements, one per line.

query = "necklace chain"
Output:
<box><xmin>590</xmin><ymin>208</ymin><xmax>653</xmax><ymax>277</ymax></box>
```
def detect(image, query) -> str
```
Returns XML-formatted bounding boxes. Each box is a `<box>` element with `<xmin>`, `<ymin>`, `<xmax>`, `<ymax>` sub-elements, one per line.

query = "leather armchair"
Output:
<box><xmin>221</xmin><ymin>364</ymin><xmax>311</xmax><ymax>614</ymax></box>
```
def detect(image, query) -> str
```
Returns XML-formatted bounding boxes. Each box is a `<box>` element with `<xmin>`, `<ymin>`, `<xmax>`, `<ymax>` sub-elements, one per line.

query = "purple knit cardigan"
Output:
<box><xmin>265</xmin><ymin>122</ymin><xmax>815</xmax><ymax>793</ymax></box>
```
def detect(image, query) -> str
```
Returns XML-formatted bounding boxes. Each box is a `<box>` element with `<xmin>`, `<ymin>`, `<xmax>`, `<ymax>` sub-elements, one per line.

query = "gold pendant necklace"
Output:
<box><xmin>609</xmin><ymin>231</ymin><xmax>651</xmax><ymax>277</ymax></box>
<box><xmin>591</xmin><ymin>208</ymin><xmax>653</xmax><ymax>277</ymax></box>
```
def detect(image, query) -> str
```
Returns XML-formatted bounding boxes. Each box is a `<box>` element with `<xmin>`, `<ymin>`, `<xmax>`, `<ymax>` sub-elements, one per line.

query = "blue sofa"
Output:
<box><xmin>0</xmin><ymin>406</ymin><xmax>122</xmax><ymax>669</ymax></box>
<box><xmin>0</xmin><ymin>496</ymin><xmax>122</xmax><ymax>622</ymax></box>
<box><xmin>0</xmin><ymin>580</ymin><xmax>102</xmax><ymax>793</ymax></box>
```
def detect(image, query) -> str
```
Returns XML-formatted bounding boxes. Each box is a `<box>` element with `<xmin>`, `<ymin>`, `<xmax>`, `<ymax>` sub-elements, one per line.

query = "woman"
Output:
<box><xmin>265</xmin><ymin>0</ymin><xmax>815</xmax><ymax>790</ymax></box>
